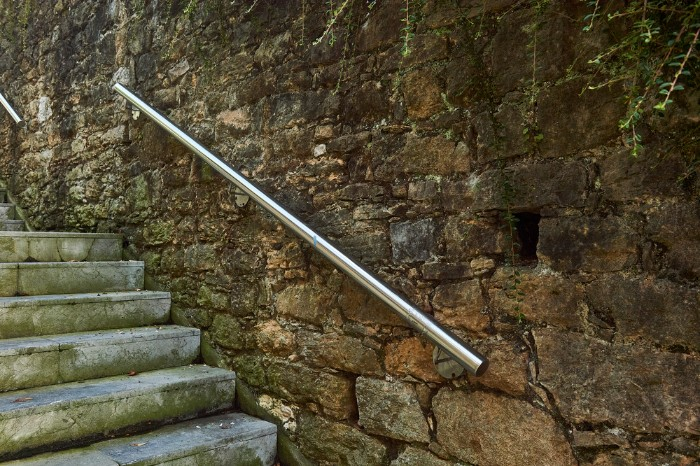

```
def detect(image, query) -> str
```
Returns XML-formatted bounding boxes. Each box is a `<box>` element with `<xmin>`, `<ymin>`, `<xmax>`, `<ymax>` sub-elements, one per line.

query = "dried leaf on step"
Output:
<box><xmin>128</xmin><ymin>371</ymin><xmax>138</xmax><ymax>376</ymax></box>
<box><xmin>131</xmin><ymin>443</ymin><xmax>146</xmax><ymax>447</ymax></box>
<box><xmin>13</xmin><ymin>397</ymin><xmax>32</xmax><ymax>402</ymax></box>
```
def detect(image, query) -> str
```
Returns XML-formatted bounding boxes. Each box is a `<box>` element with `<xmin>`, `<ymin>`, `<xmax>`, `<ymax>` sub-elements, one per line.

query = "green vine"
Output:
<box><xmin>583</xmin><ymin>1</ymin><xmax>700</xmax><ymax>156</ymax></box>
<box><xmin>498</xmin><ymin>163</ymin><xmax>526</xmax><ymax>323</ymax></box>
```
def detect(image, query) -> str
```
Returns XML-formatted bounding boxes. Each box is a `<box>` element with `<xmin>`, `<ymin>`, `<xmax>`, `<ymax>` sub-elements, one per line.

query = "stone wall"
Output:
<box><xmin>1</xmin><ymin>0</ymin><xmax>698</xmax><ymax>464</ymax></box>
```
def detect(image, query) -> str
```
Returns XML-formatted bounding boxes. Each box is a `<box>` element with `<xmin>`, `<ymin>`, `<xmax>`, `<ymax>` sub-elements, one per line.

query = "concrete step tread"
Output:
<box><xmin>0</xmin><ymin>366</ymin><xmax>236</xmax><ymax>460</ymax></box>
<box><xmin>0</xmin><ymin>231</ymin><xmax>122</xmax><ymax>239</ymax></box>
<box><xmin>0</xmin><ymin>261</ymin><xmax>144</xmax><ymax>269</ymax></box>
<box><xmin>3</xmin><ymin>413</ymin><xmax>277</xmax><ymax>466</ymax></box>
<box><xmin>0</xmin><ymin>290</ymin><xmax>170</xmax><ymax>307</ymax></box>
<box><xmin>0</xmin><ymin>325</ymin><xmax>200</xmax><ymax>356</ymax></box>
<box><xmin>0</xmin><ymin>365</ymin><xmax>235</xmax><ymax>418</ymax></box>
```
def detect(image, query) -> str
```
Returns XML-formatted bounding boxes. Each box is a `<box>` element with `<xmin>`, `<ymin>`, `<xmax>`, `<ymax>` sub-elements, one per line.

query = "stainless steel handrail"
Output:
<box><xmin>0</xmin><ymin>90</ymin><xmax>24</xmax><ymax>126</ymax></box>
<box><xmin>113</xmin><ymin>83</ymin><xmax>488</xmax><ymax>376</ymax></box>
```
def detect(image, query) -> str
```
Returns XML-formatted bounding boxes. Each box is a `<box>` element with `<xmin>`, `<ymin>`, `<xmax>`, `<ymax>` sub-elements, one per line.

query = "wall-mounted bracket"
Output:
<box><xmin>234</xmin><ymin>188</ymin><xmax>250</xmax><ymax>207</ymax></box>
<box><xmin>433</xmin><ymin>347</ymin><xmax>465</xmax><ymax>379</ymax></box>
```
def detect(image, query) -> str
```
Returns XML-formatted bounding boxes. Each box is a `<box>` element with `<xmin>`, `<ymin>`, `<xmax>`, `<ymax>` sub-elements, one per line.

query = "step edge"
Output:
<box><xmin>0</xmin><ymin>366</ymin><xmax>236</xmax><ymax>418</ymax></box>
<box><xmin>0</xmin><ymin>326</ymin><xmax>200</xmax><ymax>355</ymax></box>
<box><xmin>0</xmin><ymin>291</ymin><xmax>171</xmax><ymax>307</ymax></box>
<box><xmin>0</xmin><ymin>261</ymin><xmax>144</xmax><ymax>269</ymax></box>
<box><xmin>0</xmin><ymin>232</ymin><xmax>122</xmax><ymax>239</ymax></box>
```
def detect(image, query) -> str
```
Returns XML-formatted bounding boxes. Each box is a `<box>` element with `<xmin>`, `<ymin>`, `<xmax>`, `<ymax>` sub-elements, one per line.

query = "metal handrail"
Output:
<box><xmin>0</xmin><ymin>90</ymin><xmax>24</xmax><ymax>126</ymax></box>
<box><xmin>113</xmin><ymin>83</ymin><xmax>488</xmax><ymax>376</ymax></box>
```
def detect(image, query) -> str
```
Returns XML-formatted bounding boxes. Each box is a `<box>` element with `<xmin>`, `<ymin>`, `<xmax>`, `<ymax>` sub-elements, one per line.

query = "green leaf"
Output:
<box><xmin>654</xmin><ymin>102</ymin><xmax>666</xmax><ymax>110</ymax></box>
<box><xmin>674</xmin><ymin>84</ymin><xmax>684</xmax><ymax>91</ymax></box>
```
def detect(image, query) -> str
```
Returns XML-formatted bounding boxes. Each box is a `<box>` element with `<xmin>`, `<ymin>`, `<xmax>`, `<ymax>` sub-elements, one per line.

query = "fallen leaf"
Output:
<box><xmin>128</xmin><ymin>371</ymin><xmax>138</xmax><ymax>376</ymax></box>
<box><xmin>130</xmin><ymin>443</ymin><xmax>146</xmax><ymax>447</ymax></box>
<box><xmin>13</xmin><ymin>397</ymin><xmax>32</xmax><ymax>403</ymax></box>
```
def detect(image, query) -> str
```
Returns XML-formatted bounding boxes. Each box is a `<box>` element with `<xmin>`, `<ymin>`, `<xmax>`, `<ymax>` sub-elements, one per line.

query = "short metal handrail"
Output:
<box><xmin>0</xmin><ymin>90</ymin><xmax>24</xmax><ymax>126</ymax></box>
<box><xmin>113</xmin><ymin>83</ymin><xmax>488</xmax><ymax>376</ymax></box>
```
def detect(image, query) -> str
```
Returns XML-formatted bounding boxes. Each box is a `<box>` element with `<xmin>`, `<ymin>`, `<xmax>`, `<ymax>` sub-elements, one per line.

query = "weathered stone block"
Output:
<box><xmin>534</xmin><ymin>328</ymin><xmax>700</xmax><ymax>434</ymax></box>
<box><xmin>432</xmin><ymin>280</ymin><xmax>489</xmax><ymax>335</ymax></box>
<box><xmin>298</xmin><ymin>331</ymin><xmax>382</xmax><ymax>375</ymax></box>
<box><xmin>275</xmin><ymin>283</ymin><xmax>335</xmax><ymax>325</ymax></box>
<box><xmin>390</xmin><ymin>218</ymin><xmax>438</xmax><ymax>263</ymax></box>
<box><xmin>390</xmin><ymin>446</ymin><xmax>453</xmax><ymax>466</ymax></box>
<box><xmin>471</xmin><ymin>160</ymin><xmax>590</xmax><ymax>212</ymax></box>
<box><xmin>356</xmin><ymin>377</ymin><xmax>430</xmax><ymax>443</ymax></box>
<box><xmin>184</xmin><ymin>243</ymin><xmax>217</xmax><ymax>271</ymax></box>
<box><xmin>373</xmin><ymin>133</ymin><xmax>470</xmax><ymax>180</ymax></box>
<box><xmin>470</xmin><ymin>339</ymin><xmax>528</xmax><ymax>396</ymax></box>
<box><xmin>342</xmin><ymin>80</ymin><xmax>389</xmax><ymax>124</ymax></box>
<box><xmin>433</xmin><ymin>389</ymin><xmax>576</xmax><ymax>465</ymax></box>
<box><xmin>254</xmin><ymin>320</ymin><xmax>295</xmax><ymax>356</ymax></box>
<box><xmin>297</xmin><ymin>413</ymin><xmax>388</xmax><ymax>466</ymax></box>
<box><xmin>441</xmin><ymin>179</ymin><xmax>475</xmax><ymax>212</ymax></box>
<box><xmin>384</xmin><ymin>337</ymin><xmax>443</xmax><ymax>383</ymax></box>
<box><xmin>267</xmin><ymin>360</ymin><xmax>355</xmax><ymax>420</ymax></box>
<box><xmin>644</xmin><ymin>201</ymin><xmax>700</xmax><ymax>280</ymax></box>
<box><xmin>403</xmin><ymin>70</ymin><xmax>443</xmax><ymax>120</ymax></box>
<box><xmin>421</xmin><ymin>262</ymin><xmax>473</xmax><ymax>280</ymax></box>
<box><xmin>538</xmin><ymin>80</ymin><xmax>624</xmax><ymax>156</ymax></box>
<box><xmin>599</xmin><ymin>150</ymin><xmax>685</xmax><ymax>202</ymax></box>
<box><xmin>586</xmin><ymin>276</ymin><xmax>699</xmax><ymax>350</ymax></box>
<box><xmin>489</xmin><ymin>267</ymin><xmax>584</xmax><ymax>330</ymax></box>
<box><xmin>539</xmin><ymin>216</ymin><xmax>638</xmax><ymax>273</ymax></box>
<box><xmin>443</xmin><ymin>214</ymin><xmax>504</xmax><ymax>260</ymax></box>
<box><xmin>209</xmin><ymin>314</ymin><xmax>245</xmax><ymax>350</ymax></box>
<box><xmin>338</xmin><ymin>278</ymin><xmax>406</xmax><ymax>327</ymax></box>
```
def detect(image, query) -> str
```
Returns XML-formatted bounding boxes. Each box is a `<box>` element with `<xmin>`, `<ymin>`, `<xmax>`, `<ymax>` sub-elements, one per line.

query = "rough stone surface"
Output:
<box><xmin>489</xmin><ymin>267</ymin><xmax>584</xmax><ymax>330</ymax></box>
<box><xmin>356</xmin><ymin>377</ymin><xmax>430</xmax><ymax>443</ymax></box>
<box><xmin>432</xmin><ymin>280</ymin><xmax>489</xmax><ymax>335</ymax></box>
<box><xmin>384</xmin><ymin>337</ymin><xmax>442</xmax><ymax>383</ymax></box>
<box><xmin>539</xmin><ymin>216</ymin><xmax>639</xmax><ymax>273</ymax></box>
<box><xmin>390</xmin><ymin>446</ymin><xmax>454</xmax><ymax>466</ymax></box>
<box><xmin>433</xmin><ymin>389</ymin><xmax>576</xmax><ymax>466</ymax></box>
<box><xmin>266</xmin><ymin>360</ymin><xmax>355</xmax><ymax>420</ymax></box>
<box><xmin>297</xmin><ymin>413</ymin><xmax>388</xmax><ymax>466</ymax></box>
<box><xmin>535</xmin><ymin>328</ymin><xmax>700</xmax><ymax>434</ymax></box>
<box><xmin>298</xmin><ymin>331</ymin><xmax>382</xmax><ymax>375</ymax></box>
<box><xmin>1</xmin><ymin>1</ymin><xmax>698</xmax><ymax>463</ymax></box>
<box><xmin>586</xmin><ymin>275</ymin><xmax>699</xmax><ymax>350</ymax></box>
<box><xmin>390</xmin><ymin>218</ymin><xmax>438</xmax><ymax>263</ymax></box>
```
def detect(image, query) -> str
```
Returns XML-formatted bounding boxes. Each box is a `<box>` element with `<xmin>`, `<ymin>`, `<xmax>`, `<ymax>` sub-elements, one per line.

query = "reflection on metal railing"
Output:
<box><xmin>0</xmin><ymin>90</ymin><xmax>24</xmax><ymax>126</ymax></box>
<box><xmin>113</xmin><ymin>83</ymin><xmax>488</xmax><ymax>377</ymax></box>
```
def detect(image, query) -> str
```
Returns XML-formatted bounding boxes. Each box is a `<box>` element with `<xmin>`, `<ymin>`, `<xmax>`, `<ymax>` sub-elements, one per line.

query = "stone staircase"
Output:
<box><xmin>0</xmin><ymin>190</ymin><xmax>276</xmax><ymax>465</ymax></box>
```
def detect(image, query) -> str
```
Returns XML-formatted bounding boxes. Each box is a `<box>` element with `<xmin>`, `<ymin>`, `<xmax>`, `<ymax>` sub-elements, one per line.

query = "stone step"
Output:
<box><xmin>0</xmin><ymin>220</ymin><xmax>24</xmax><ymax>232</ymax></box>
<box><xmin>6</xmin><ymin>412</ymin><xmax>277</xmax><ymax>466</ymax></box>
<box><xmin>0</xmin><ymin>204</ymin><xmax>15</xmax><ymax>221</ymax></box>
<box><xmin>0</xmin><ymin>291</ymin><xmax>171</xmax><ymax>339</ymax></box>
<box><xmin>0</xmin><ymin>365</ymin><xmax>236</xmax><ymax>460</ymax></box>
<box><xmin>0</xmin><ymin>232</ymin><xmax>122</xmax><ymax>263</ymax></box>
<box><xmin>0</xmin><ymin>326</ymin><xmax>200</xmax><ymax>392</ymax></box>
<box><xmin>0</xmin><ymin>261</ymin><xmax>144</xmax><ymax>296</ymax></box>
